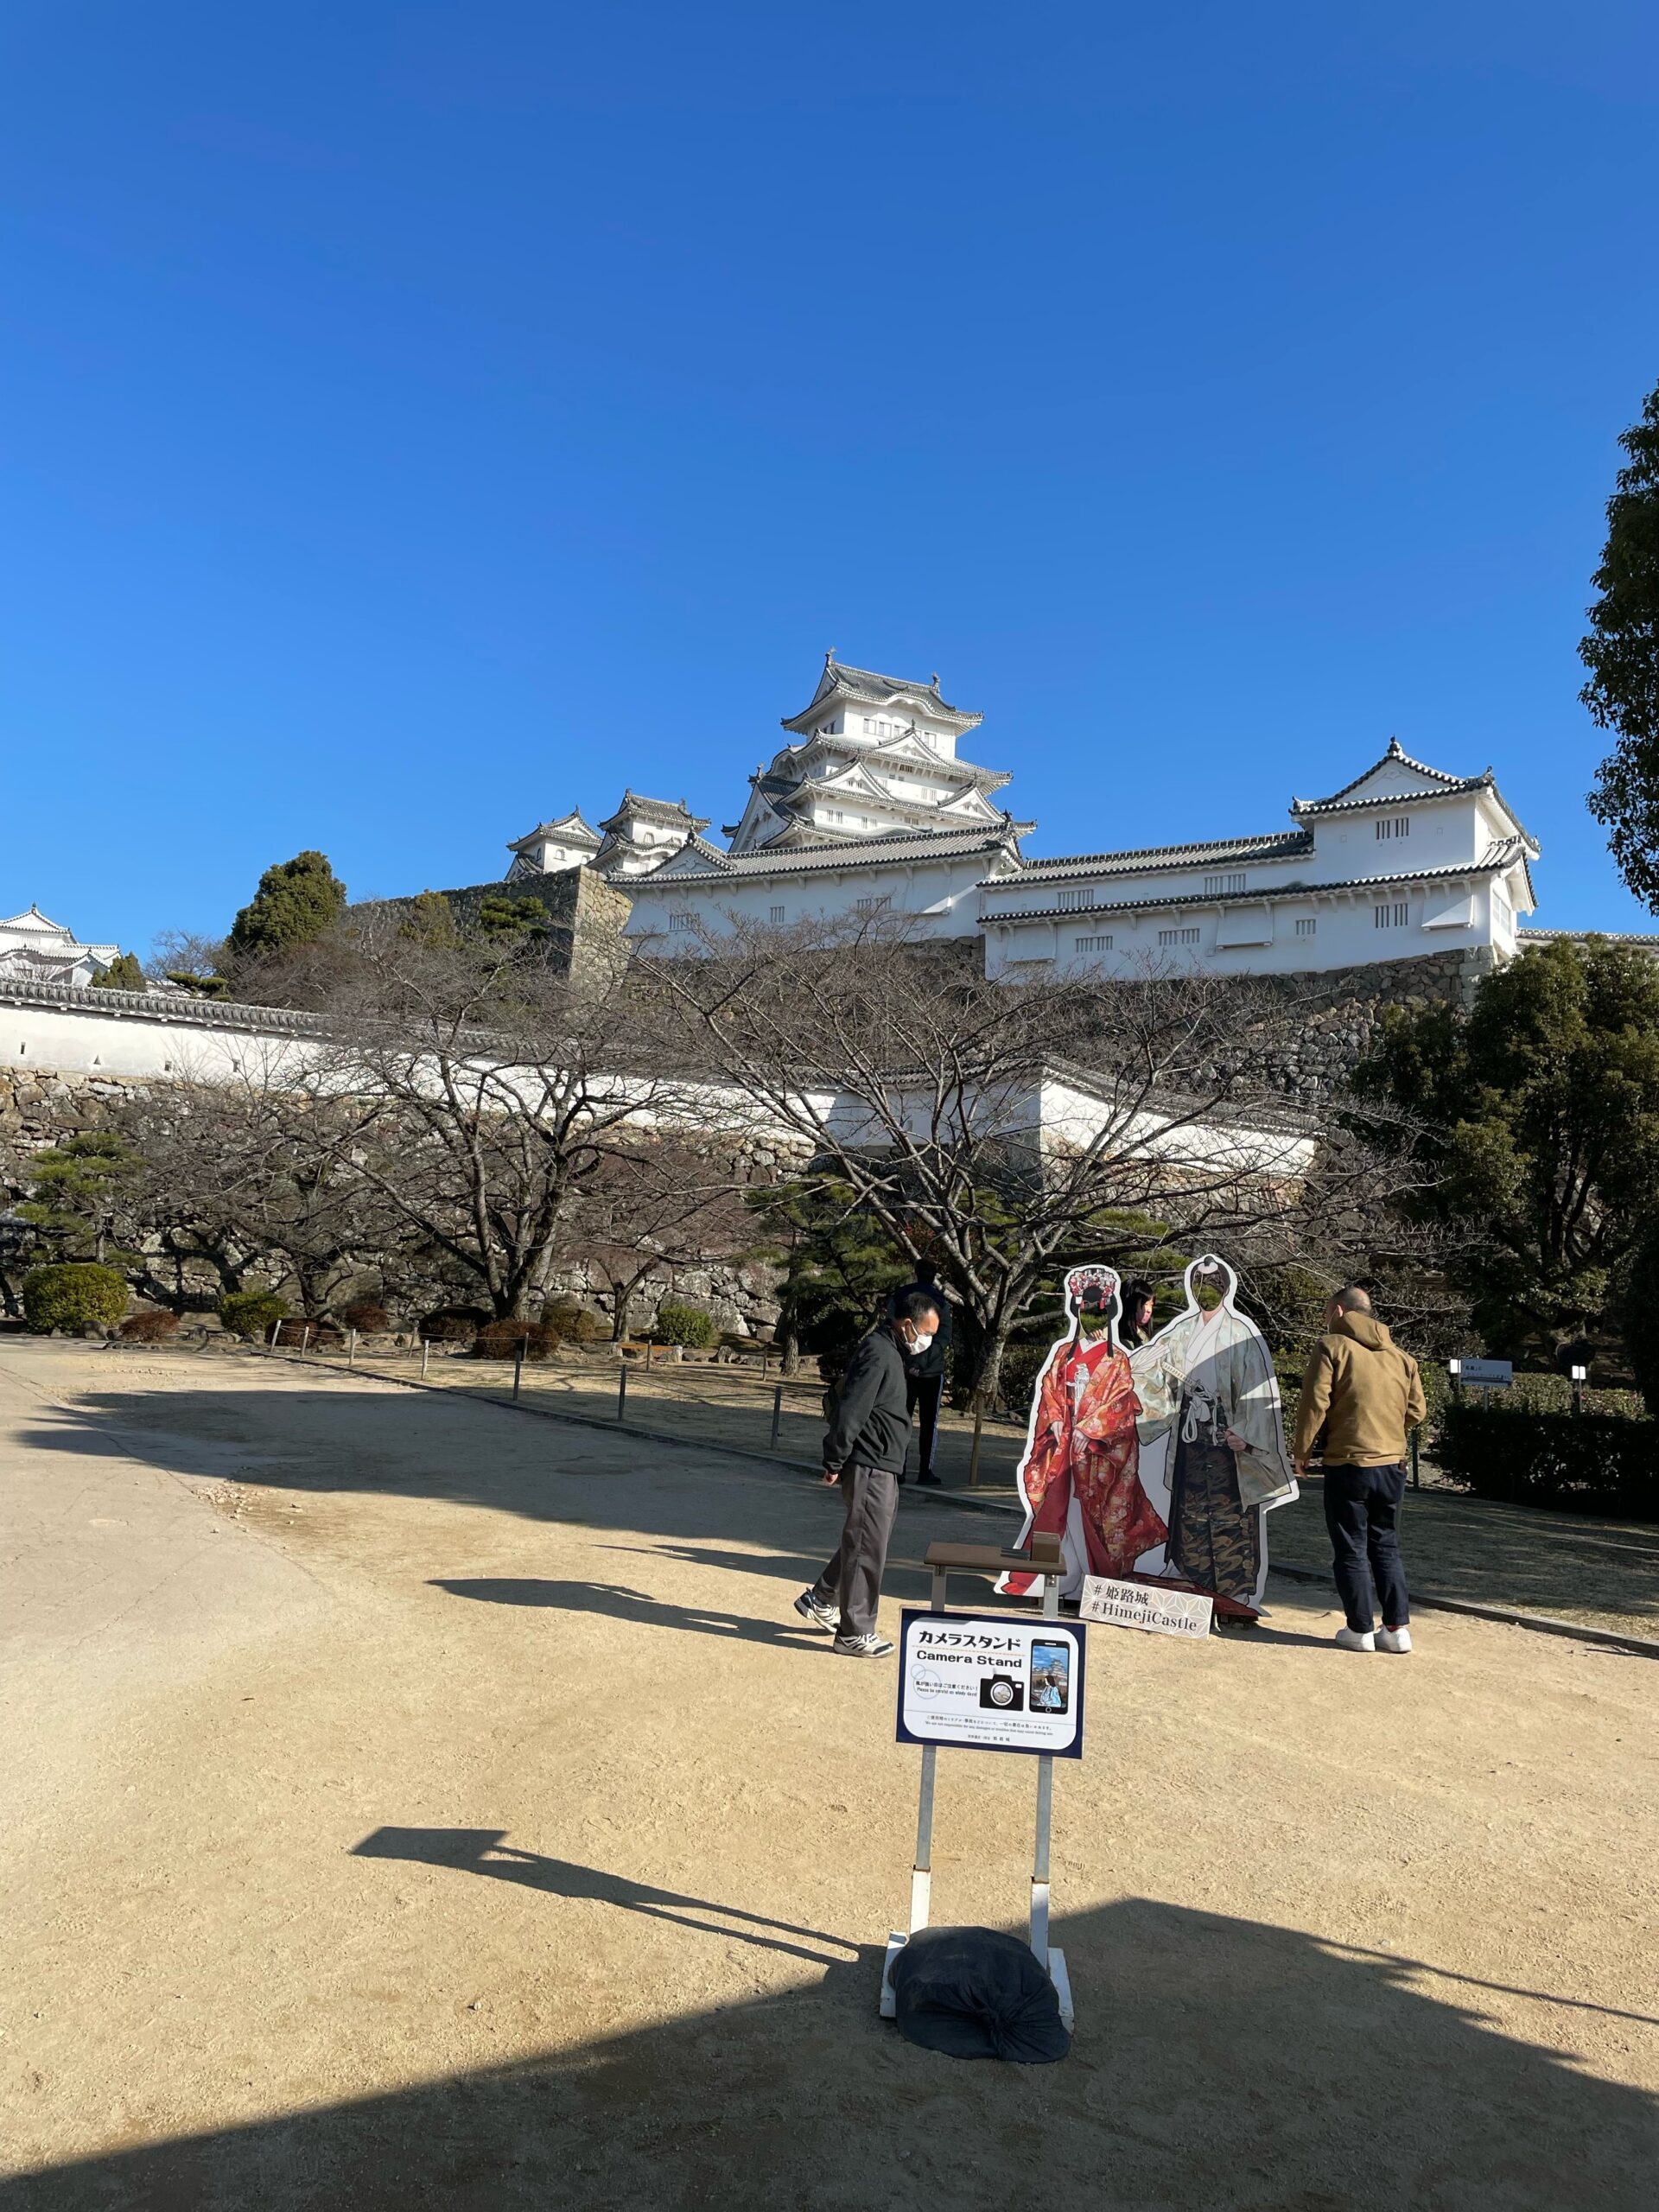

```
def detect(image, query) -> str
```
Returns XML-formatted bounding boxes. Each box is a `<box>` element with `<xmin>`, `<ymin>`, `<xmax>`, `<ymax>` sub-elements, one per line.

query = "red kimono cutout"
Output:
<box><xmin>1001</xmin><ymin>1337</ymin><xmax>1168</xmax><ymax>1599</ymax></box>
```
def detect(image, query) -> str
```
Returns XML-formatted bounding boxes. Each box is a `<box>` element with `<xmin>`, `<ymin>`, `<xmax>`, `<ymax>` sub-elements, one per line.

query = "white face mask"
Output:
<box><xmin>907</xmin><ymin>1328</ymin><xmax>936</xmax><ymax>1355</ymax></box>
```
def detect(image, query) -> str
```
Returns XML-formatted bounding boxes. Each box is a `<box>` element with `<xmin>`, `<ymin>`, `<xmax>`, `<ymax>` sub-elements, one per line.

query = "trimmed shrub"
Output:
<box><xmin>418</xmin><ymin>1306</ymin><xmax>491</xmax><ymax>1344</ymax></box>
<box><xmin>1435</xmin><ymin>1403</ymin><xmax>1659</xmax><ymax>1520</ymax></box>
<box><xmin>473</xmin><ymin>1317</ymin><xmax>564</xmax><ymax>1361</ymax></box>
<box><xmin>219</xmin><ymin>1289</ymin><xmax>289</xmax><ymax>1341</ymax></box>
<box><xmin>22</xmin><ymin>1262</ymin><xmax>130</xmax><ymax>1334</ymax></box>
<box><xmin>119</xmin><ymin>1307</ymin><xmax>181</xmax><ymax>1342</ymax></box>
<box><xmin>655</xmin><ymin>1300</ymin><xmax>718</xmax><ymax>1350</ymax></box>
<box><xmin>339</xmin><ymin>1301</ymin><xmax>391</xmax><ymax>1334</ymax></box>
<box><xmin>547</xmin><ymin>1300</ymin><xmax>607</xmax><ymax>1346</ymax></box>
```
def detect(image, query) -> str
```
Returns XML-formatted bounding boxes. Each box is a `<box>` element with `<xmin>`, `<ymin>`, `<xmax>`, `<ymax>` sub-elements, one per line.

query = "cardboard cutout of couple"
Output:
<box><xmin>998</xmin><ymin>1258</ymin><xmax>1296</xmax><ymax>1611</ymax></box>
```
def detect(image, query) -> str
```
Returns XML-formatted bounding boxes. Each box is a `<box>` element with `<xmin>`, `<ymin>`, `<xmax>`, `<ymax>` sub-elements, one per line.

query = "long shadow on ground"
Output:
<box><xmin>4</xmin><ymin>1894</ymin><xmax>1653</xmax><ymax>2212</ymax></box>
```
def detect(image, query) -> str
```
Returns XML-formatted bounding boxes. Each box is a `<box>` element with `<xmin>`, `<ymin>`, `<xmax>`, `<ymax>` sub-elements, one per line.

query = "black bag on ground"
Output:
<box><xmin>890</xmin><ymin>1925</ymin><xmax>1071</xmax><ymax>2063</ymax></box>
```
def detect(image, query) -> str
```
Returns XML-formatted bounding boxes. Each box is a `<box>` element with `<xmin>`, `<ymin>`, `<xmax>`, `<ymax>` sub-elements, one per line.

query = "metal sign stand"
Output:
<box><xmin>880</xmin><ymin>1534</ymin><xmax>1075</xmax><ymax>2030</ymax></box>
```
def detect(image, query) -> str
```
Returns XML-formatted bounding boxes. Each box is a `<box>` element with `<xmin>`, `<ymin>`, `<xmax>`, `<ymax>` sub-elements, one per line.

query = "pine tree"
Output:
<box><xmin>97</xmin><ymin>952</ymin><xmax>146</xmax><ymax>992</ymax></box>
<box><xmin>228</xmin><ymin>851</ymin><xmax>347</xmax><ymax>958</ymax></box>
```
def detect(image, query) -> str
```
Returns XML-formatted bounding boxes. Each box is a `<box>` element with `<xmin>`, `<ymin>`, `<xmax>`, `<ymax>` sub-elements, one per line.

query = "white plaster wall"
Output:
<box><xmin>982</xmin><ymin>878</ymin><xmax>1514</xmax><ymax>981</ymax></box>
<box><xmin>625</xmin><ymin>852</ymin><xmax>1001</xmax><ymax>946</ymax></box>
<box><xmin>0</xmin><ymin>996</ymin><xmax>320</xmax><ymax>1084</ymax></box>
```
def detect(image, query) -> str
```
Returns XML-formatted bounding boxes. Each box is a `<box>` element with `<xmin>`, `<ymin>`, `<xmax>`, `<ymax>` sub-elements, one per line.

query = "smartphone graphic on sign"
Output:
<box><xmin>1029</xmin><ymin>1640</ymin><xmax>1071</xmax><ymax>1715</ymax></box>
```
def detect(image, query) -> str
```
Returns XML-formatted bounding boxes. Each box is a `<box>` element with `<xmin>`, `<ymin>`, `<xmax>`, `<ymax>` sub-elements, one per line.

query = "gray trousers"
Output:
<box><xmin>811</xmin><ymin>1462</ymin><xmax>899</xmax><ymax>1637</ymax></box>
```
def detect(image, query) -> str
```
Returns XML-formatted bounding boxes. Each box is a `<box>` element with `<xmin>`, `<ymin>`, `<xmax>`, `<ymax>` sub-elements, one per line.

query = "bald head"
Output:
<box><xmin>1333</xmin><ymin>1286</ymin><xmax>1372</xmax><ymax>1314</ymax></box>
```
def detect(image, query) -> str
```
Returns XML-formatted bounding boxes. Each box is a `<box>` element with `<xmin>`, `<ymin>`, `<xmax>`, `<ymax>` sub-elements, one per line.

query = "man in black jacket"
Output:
<box><xmin>887</xmin><ymin>1262</ymin><xmax>952</xmax><ymax>1485</ymax></box>
<box><xmin>794</xmin><ymin>1288</ymin><xmax>942</xmax><ymax>1657</ymax></box>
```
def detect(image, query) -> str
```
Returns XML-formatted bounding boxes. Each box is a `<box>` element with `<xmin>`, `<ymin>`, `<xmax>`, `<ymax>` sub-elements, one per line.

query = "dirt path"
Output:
<box><xmin>2</xmin><ymin>1339</ymin><xmax>1656</xmax><ymax>2210</ymax></box>
<box><xmin>338</xmin><ymin>1339</ymin><xmax>1659</xmax><ymax>1639</ymax></box>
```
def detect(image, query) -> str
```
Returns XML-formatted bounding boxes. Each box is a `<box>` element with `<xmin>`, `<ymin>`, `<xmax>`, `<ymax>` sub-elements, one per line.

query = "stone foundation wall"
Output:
<box><xmin>352</xmin><ymin>865</ymin><xmax>632</xmax><ymax>986</ymax></box>
<box><xmin>1249</xmin><ymin>945</ymin><xmax>1494</xmax><ymax>1099</ymax></box>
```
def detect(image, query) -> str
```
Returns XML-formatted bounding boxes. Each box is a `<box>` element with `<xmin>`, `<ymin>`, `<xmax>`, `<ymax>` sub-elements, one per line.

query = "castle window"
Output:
<box><xmin>1158</xmin><ymin>926</ymin><xmax>1201</xmax><ymax>948</ymax></box>
<box><xmin>1074</xmin><ymin>934</ymin><xmax>1114</xmax><ymax>953</ymax></box>
<box><xmin>855</xmin><ymin>894</ymin><xmax>892</xmax><ymax>915</ymax></box>
<box><xmin>1057</xmin><ymin>888</ymin><xmax>1096</xmax><ymax>911</ymax></box>
<box><xmin>1204</xmin><ymin>873</ymin><xmax>1247</xmax><ymax>896</ymax></box>
<box><xmin>769</xmin><ymin>905</ymin><xmax>785</xmax><ymax>925</ymax></box>
<box><xmin>669</xmin><ymin>912</ymin><xmax>696</xmax><ymax>934</ymax></box>
<box><xmin>1375</xmin><ymin>816</ymin><xmax>1411</xmax><ymax>841</ymax></box>
<box><xmin>1374</xmin><ymin>901</ymin><xmax>1409</xmax><ymax>930</ymax></box>
<box><xmin>1295</xmin><ymin>917</ymin><xmax>1317</xmax><ymax>938</ymax></box>
<box><xmin>1491</xmin><ymin>887</ymin><xmax>1512</xmax><ymax>936</ymax></box>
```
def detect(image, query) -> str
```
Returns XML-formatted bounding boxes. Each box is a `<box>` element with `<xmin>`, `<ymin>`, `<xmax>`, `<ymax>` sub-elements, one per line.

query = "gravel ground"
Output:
<box><xmin>2</xmin><ymin>1338</ymin><xmax>1656</xmax><ymax>2211</ymax></box>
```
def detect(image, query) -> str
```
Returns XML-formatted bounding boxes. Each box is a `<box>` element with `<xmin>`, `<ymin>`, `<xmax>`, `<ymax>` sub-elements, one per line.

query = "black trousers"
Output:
<box><xmin>1322</xmin><ymin>1462</ymin><xmax>1410</xmax><ymax>1632</ymax></box>
<box><xmin>810</xmin><ymin>1462</ymin><xmax>899</xmax><ymax>1637</ymax></box>
<box><xmin>906</xmin><ymin>1373</ymin><xmax>944</xmax><ymax>1480</ymax></box>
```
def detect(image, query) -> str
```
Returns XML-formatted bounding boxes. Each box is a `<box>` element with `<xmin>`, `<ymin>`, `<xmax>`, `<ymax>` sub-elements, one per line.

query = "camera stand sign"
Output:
<box><xmin>895</xmin><ymin>1611</ymin><xmax>1085</xmax><ymax>1758</ymax></box>
<box><xmin>883</xmin><ymin>1542</ymin><xmax>1084</xmax><ymax>2033</ymax></box>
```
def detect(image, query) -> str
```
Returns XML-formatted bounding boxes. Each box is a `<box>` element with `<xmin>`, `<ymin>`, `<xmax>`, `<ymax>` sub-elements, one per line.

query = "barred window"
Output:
<box><xmin>769</xmin><ymin>906</ymin><xmax>785</xmax><ymax>925</ymax></box>
<box><xmin>1294</xmin><ymin>917</ymin><xmax>1317</xmax><ymax>938</ymax></box>
<box><xmin>1158</xmin><ymin>926</ymin><xmax>1201</xmax><ymax>948</ymax></box>
<box><xmin>1374</xmin><ymin>901</ymin><xmax>1409</xmax><ymax>930</ymax></box>
<box><xmin>855</xmin><ymin>894</ymin><xmax>892</xmax><ymax>915</ymax></box>
<box><xmin>1375</xmin><ymin>816</ymin><xmax>1411</xmax><ymax>841</ymax></box>
<box><xmin>1204</xmin><ymin>872</ymin><xmax>1247</xmax><ymax>896</ymax></box>
<box><xmin>1073</xmin><ymin>934</ymin><xmax>1114</xmax><ymax>953</ymax></box>
<box><xmin>669</xmin><ymin>912</ymin><xmax>696</xmax><ymax>934</ymax></box>
<box><xmin>1057</xmin><ymin>888</ymin><xmax>1097</xmax><ymax>911</ymax></box>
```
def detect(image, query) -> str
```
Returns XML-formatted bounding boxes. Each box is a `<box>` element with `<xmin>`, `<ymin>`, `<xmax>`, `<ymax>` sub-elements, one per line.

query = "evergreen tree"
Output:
<box><xmin>398</xmin><ymin>890</ymin><xmax>461</xmax><ymax>949</ymax></box>
<box><xmin>97</xmin><ymin>952</ymin><xmax>146</xmax><ymax>992</ymax></box>
<box><xmin>476</xmin><ymin>893</ymin><xmax>550</xmax><ymax>941</ymax></box>
<box><xmin>1583</xmin><ymin>377</ymin><xmax>1659</xmax><ymax>906</ymax></box>
<box><xmin>1351</xmin><ymin>937</ymin><xmax>1659</xmax><ymax>1363</ymax></box>
<box><xmin>17</xmin><ymin>1131</ymin><xmax>146</xmax><ymax>1263</ymax></box>
<box><xmin>228</xmin><ymin>851</ymin><xmax>347</xmax><ymax>958</ymax></box>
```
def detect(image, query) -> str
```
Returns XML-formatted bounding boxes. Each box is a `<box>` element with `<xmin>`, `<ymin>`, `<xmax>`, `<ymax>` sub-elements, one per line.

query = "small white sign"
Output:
<box><xmin>896</xmin><ymin>1611</ymin><xmax>1084</xmax><ymax>1758</ymax></box>
<box><xmin>1457</xmin><ymin>1358</ymin><xmax>1513</xmax><ymax>1388</ymax></box>
<box><xmin>1079</xmin><ymin>1576</ymin><xmax>1213</xmax><ymax>1640</ymax></box>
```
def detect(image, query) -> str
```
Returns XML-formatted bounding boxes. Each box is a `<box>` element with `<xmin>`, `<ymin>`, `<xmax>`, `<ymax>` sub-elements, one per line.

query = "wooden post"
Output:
<box><xmin>301</xmin><ymin>1323</ymin><xmax>311</xmax><ymax>1357</ymax></box>
<box><xmin>347</xmin><ymin>1326</ymin><xmax>357</xmax><ymax>1370</ymax></box>
<box><xmin>421</xmin><ymin>1338</ymin><xmax>430</xmax><ymax>1381</ymax></box>
<box><xmin>268</xmin><ymin>1318</ymin><xmax>280</xmax><ymax>1351</ymax></box>
<box><xmin>618</xmin><ymin>1367</ymin><xmax>628</xmax><ymax>1421</ymax></box>
<box><xmin>771</xmin><ymin>1384</ymin><xmax>783</xmax><ymax>1446</ymax></box>
<box><xmin>513</xmin><ymin>1343</ymin><xmax>524</xmax><ymax>1402</ymax></box>
<box><xmin>966</xmin><ymin>1399</ymin><xmax>985</xmax><ymax>1489</ymax></box>
<box><xmin>645</xmin><ymin>1340</ymin><xmax>653</xmax><ymax>1372</ymax></box>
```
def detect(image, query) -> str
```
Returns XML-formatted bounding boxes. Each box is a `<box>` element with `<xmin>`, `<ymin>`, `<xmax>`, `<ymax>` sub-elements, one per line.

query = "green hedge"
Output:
<box><xmin>655</xmin><ymin>1300</ymin><xmax>718</xmax><ymax>1349</ymax></box>
<box><xmin>22</xmin><ymin>1262</ymin><xmax>130</xmax><ymax>1333</ymax></box>
<box><xmin>219</xmin><ymin>1289</ymin><xmax>288</xmax><ymax>1340</ymax></box>
<box><xmin>1435</xmin><ymin>1403</ymin><xmax>1659</xmax><ymax>1521</ymax></box>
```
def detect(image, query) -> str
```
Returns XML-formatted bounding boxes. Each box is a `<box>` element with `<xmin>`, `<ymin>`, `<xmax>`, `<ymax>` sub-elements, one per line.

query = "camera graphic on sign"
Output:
<box><xmin>979</xmin><ymin>1672</ymin><xmax>1025</xmax><ymax>1712</ymax></box>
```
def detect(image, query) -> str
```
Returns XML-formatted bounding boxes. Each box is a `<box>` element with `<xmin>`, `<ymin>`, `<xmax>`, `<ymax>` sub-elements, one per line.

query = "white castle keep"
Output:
<box><xmin>506</xmin><ymin>654</ymin><xmax>1541</xmax><ymax>979</ymax></box>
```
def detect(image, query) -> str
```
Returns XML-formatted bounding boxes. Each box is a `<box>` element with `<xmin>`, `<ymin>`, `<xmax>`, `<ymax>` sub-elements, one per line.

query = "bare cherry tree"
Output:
<box><xmin>302</xmin><ymin>921</ymin><xmax>708</xmax><ymax>1319</ymax></box>
<box><xmin>639</xmin><ymin>920</ymin><xmax>1432</xmax><ymax>1405</ymax></box>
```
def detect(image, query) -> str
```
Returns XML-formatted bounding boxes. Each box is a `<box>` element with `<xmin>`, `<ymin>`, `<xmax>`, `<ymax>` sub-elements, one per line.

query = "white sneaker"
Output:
<box><xmin>792</xmin><ymin>1590</ymin><xmax>838</xmax><ymax>1634</ymax></box>
<box><xmin>833</xmin><ymin>1631</ymin><xmax>895</xmax><ymax>1659</ymax></box>
<box><xmin>1376</xmin><ymin>1625</ymin><xmax>1413</xmax><ymax>1654</ymax></box>
<box><xmin>1334</xmin><ymin>1626</ymin><xmax>1376</xmax><ymax>1652</ymax></box>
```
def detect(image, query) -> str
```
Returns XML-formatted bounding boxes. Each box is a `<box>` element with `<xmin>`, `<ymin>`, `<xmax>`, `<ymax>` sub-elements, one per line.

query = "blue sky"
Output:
<box><xmin>5</xmin><ymin>2</ymin><xmax>1659</xmax><ymax>952</ymax></box>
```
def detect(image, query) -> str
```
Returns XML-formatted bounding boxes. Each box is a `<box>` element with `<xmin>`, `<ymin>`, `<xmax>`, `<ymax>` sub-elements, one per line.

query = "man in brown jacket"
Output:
<box><xmin>1293</xmin><ymin>1287</ymin><xmax>1427</xmax><ymax>1654</ymax></box>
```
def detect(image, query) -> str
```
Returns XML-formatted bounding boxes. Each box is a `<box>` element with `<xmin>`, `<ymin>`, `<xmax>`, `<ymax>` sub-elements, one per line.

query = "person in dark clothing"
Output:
<box><xmin>1118</xmin><ymin>1278</ymin><xmax>1155</xmax><ymax>1350</ymax></box>
<box><xmin>887</xmin><ymin>1262</ymin><xmax>953</xmax><ymax>1486</ymax></box>
<box><xmin>795</xmin><ymin>1288</ymin><xmax>942</xmax><ymax>1657</ymax></box>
